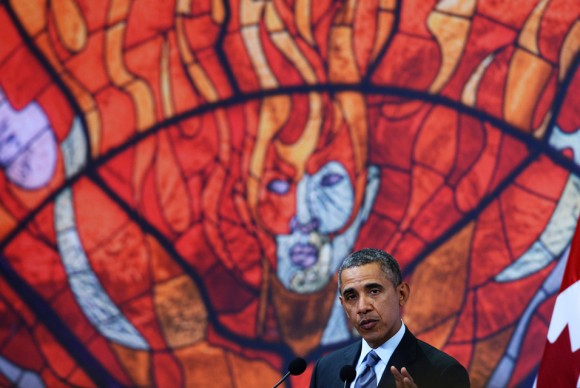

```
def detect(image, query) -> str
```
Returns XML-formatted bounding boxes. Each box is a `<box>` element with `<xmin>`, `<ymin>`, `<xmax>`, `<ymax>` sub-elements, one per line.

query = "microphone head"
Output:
<box><xmin>288</xmin><ymin>357</ymin><xmax>307</xmax><ymax>376</ymax></box>
<box><xmin>339</xmin><ymin>365</ymin><xmax>357</xmax><ymax>382</ymax></box>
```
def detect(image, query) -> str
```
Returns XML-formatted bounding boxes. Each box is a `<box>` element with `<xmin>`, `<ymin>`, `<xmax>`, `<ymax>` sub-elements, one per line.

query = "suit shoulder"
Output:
<box><xmin>415</xmin><ymin>339</ymin><xmax>470</xmax><ymax>384</ymax></box>
<box><xmin>317</xmin><ymin>341</ymin><xmax>360</xmax><ymax>365</ymax></box>
<box><xmin>310</xmin><ymin>341</ymin><xmax>361</xmax><ymax>388</ymax></box>
<box><xmin>416</xmin><ymin>339</ymin><xmax>466</xmax><ymax>369</ymax></box>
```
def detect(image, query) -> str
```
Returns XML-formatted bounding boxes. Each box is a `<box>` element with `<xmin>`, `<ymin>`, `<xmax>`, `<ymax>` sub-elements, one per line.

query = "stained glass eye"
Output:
<box><xmin>321</xmin><ymin>173</ymin><xmax>343</xmax><ymax>187</ymax></box>
<box><xmin>267</xmin><ymin>179</ymin><xmax>290</xmax><ymax>194</ymax></box>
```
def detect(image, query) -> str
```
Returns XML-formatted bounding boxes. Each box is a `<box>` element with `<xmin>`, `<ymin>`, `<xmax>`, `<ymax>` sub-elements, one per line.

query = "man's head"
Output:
<box><xmin>338</xmin><ymin>248</ymin><xmax>410</xmax><ymax>348</ymax></box>
<box><xmin>338</xmin><ymin>248</ymin><xmax>402</xmax><ymax>291</ymax></box>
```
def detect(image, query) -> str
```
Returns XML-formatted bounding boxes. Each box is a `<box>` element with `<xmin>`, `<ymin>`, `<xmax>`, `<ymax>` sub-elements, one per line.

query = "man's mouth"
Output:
<box><xmin>359</xmin><ymin>319</ymin><xmax>377</xmax><ymax>330</ymax></box>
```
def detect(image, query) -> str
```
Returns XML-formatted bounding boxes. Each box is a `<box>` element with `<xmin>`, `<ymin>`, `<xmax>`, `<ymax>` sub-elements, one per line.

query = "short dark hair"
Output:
<box><xmin>338</xmin><ymin>248</ymin><xmax>402</xmax><ymax>294</ymax></box>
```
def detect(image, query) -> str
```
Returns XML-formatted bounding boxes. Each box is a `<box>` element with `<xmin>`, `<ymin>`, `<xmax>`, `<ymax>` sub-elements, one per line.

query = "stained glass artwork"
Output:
<box><xmin>1</xmin><ymin>0</ymin><xmax>579</xmax><ymax>387</ymax></box>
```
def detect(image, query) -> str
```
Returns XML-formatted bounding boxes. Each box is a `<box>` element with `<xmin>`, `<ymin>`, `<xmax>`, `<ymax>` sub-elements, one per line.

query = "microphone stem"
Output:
<box><xmin>272</xmin><ymin>371</ymin><xmax>291</xmax><ymax>388</ymax></box>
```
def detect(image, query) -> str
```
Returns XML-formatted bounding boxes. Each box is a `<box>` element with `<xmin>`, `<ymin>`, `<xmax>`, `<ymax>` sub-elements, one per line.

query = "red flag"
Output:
<box><xmin>535</xmin><ymin>219</ymin><xmax>580</xmax><ymax>387</ymax></box>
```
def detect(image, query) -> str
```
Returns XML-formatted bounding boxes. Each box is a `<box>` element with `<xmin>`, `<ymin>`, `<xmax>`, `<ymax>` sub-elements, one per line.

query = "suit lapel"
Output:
<box><xmin>343</xmin><ymin>341</ymin><xmax>362</xmax><ymax>366</ymax></box>
<box><xmin>340</xmin><ymin>341</ymin><xmax>362</xmax><ymax>388</ymax></box>
<box><xmin>378</xmin><ymin>329</ymin><xmax>418</xmax><ymax>388</ymax></box>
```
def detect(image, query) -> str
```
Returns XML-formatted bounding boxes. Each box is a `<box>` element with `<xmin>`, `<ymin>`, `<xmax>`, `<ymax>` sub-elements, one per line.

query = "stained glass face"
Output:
<box><xmin>1</xmin><ymin>0</ymin><xmax>579</xmax><ymax>387</ymax></box>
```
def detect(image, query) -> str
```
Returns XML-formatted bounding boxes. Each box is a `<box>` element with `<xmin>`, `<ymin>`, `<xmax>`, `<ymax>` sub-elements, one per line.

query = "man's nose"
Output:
<box><xmin>356</xmin><ymin>295</ymin><xmax>372</xmax><ymax>314</ymax></box>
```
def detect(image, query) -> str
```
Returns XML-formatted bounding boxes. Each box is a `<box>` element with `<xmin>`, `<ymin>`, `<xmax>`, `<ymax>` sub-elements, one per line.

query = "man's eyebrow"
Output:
<box><xmin>342</xmin><ymin>287</ymin><xmax>355</xmax><ymax>295</ymax></box>
<box><xmin>342</xmin><ymin>283</ymin><xmax>384</xmax><ymax>295</ymax></box>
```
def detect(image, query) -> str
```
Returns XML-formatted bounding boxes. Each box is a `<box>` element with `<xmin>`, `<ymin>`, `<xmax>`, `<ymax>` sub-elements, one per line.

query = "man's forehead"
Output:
<box><xmin>340</xmin><ymin>263</ymin><xmax>387</xmax><ymax>288</ymax></box>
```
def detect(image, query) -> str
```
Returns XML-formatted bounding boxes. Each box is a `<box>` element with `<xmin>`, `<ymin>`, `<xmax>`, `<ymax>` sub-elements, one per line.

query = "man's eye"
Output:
<box><xmin>344</xmin><ymin>294</ymin><xmax>356</xmax><ymax>301</ymax></box>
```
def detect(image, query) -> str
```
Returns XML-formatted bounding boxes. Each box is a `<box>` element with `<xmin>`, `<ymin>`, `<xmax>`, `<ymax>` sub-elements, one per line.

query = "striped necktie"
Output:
<box><xmin>354</xmin><ymin>350</ymin><xmax>381</xmax><ymax>388</ymax></box>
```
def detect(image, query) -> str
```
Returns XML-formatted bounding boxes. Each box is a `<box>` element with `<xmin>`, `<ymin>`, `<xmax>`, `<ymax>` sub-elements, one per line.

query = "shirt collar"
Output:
<box><xmin>357</xmin><ymin>321</ymin><xmax>406</xmax><ymax>368</ymax></box>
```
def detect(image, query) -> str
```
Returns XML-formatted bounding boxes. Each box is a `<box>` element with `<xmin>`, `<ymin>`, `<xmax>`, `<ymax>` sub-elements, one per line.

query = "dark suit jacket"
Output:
<box><xmin>310</xmin><ymin>329</ymin><xmax>470</xmax><ymax>387</ymax></box>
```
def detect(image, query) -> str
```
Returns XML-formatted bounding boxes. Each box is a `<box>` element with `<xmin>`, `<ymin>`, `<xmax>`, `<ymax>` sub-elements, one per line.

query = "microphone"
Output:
<box><xmin>272</xmin><ymin>357</ymin><xmax>307</xmax><ymax>388</ymax></box>
<box><xmin>339</xmin><ymin>365</ymin><xmax>356</xmax><ymax>388</ymax></box>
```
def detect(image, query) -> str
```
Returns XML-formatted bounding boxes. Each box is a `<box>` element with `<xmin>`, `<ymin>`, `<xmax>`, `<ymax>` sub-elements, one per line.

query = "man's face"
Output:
<box><xmin>339</xmin><ymin>262</ymin><xmax>409</xmax><ymax>348</ymax></box>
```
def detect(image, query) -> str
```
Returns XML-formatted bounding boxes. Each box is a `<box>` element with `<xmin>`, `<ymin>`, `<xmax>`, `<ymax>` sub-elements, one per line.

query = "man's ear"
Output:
<box><xmin>339</xmin><ymin>295</ymin><xmax>350</xmax><ymax>317</ymax></box>
<box><xmin>398</xmin><ymin>282</ymin><xmax>410</xmax><ymax>306</ymax></box>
